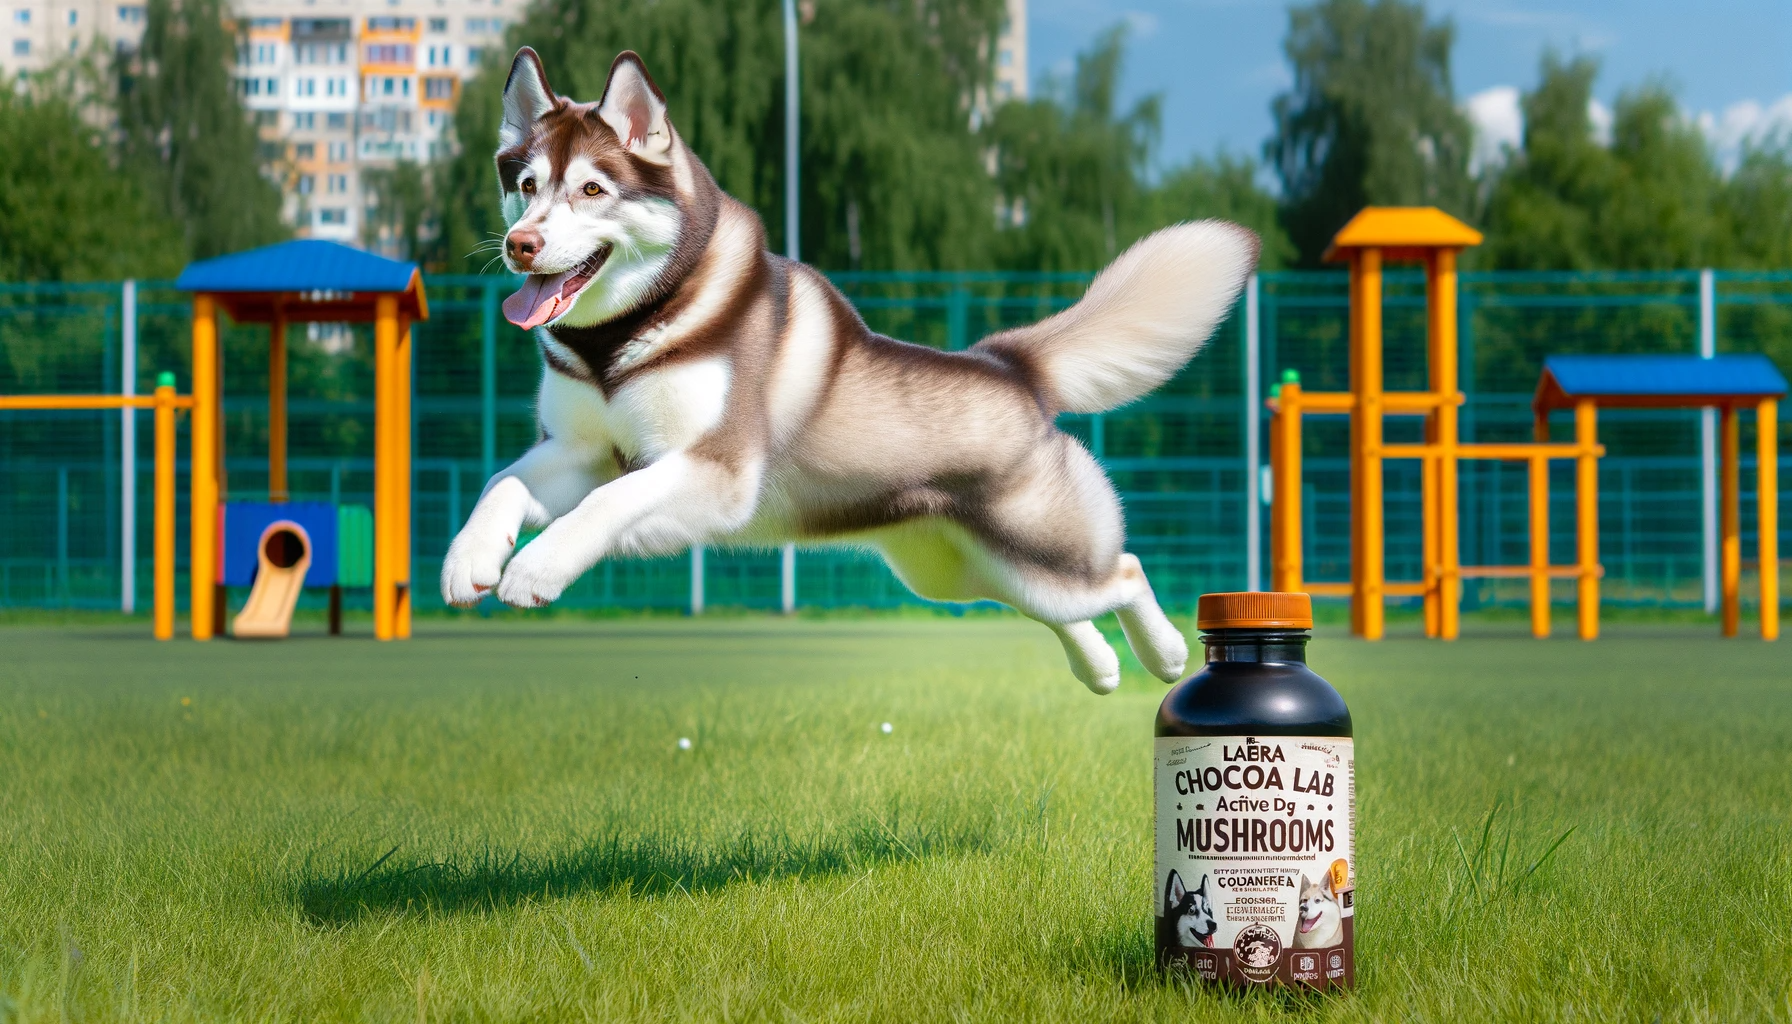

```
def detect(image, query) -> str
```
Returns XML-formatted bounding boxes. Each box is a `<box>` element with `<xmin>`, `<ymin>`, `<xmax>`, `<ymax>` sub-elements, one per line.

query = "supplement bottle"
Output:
<box><xmin>1154</xmin><ymin>591</ymin><xmax>1354</xmax><ymax>989</ymax></box>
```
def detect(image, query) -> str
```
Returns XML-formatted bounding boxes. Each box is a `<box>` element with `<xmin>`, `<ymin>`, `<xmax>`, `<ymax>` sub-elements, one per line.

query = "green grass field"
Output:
<box><xmin>2</xmin><ymin>615</ymin><xmax>1789</xmax><ymax>1022</ymax></box>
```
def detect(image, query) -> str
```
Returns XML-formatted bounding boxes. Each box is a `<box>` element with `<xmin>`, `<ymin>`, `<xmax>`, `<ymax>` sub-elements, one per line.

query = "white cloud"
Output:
<box><xmin>1466</xmin><ymin>85</ymin><xmax>1523</xmax><ymax>174</ymax></box>
<box><xmin>1696</xmin><ymin>95</ymin><xmax>1792</xmax><ymax>172</ymax></box>
<box><xmin>1587</xmin><ymin>98</ymin><xmax>1613</xmax><ymax>146</ymax></box>
<box><xmin>1122</xmin><ymin>10</ymin><xmax>1158</xmax><ymax>38</ymax></box>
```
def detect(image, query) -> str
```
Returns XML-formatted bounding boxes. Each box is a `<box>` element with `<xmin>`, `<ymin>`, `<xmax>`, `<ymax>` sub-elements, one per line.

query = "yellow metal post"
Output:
<box><xmin>1350</xmin><ymin>248</ymin><xmax>1385</xmax><ymax>639</ymax></box>
<box><xmin>1430</xmin><ymin>249</ymin><xmax>1462</xmax><ymax>639</ymax></box>
<box><xmin>154</xmin><ymin>383</ymin><xmax>176</xmax><ymax>640</ymax></box>
<box><xmin>1575</xmin><ymin>399</ymin><xmax>1600</xmax><ymax>640</ymax></box>
<box><xmin>190</xmin><ymin>295</ymin><xmax>219</xmax><ymax>640</ymax></box>
<box><xmin>1720</xmin><ymin>404</ymin><xmax>1740</xmax><ymax>637</ymax></box>
<box><xmin>1272</xmin><ymin>384</ymin><xmax>1304</xmax><ymax>592</ymax></box>
<box><xmin>374</xmin><ymin>295</ymin><xmax>398</xmax><ymax>640</ymax></box>
<box><xmin>1760</xmin><ymin>398</ymin><xmax>1780</xmax><ymax>640</ymax></box>
<box><xmin>395</xmin><ymin>316</ymin><xmax>413</xmax><ymax>639</ymax></box>
<box><xmin>1421</xmin><ymin>448</ymin><xmax>1439</xmax><ymax>637</ymax></box>
<box><xmin>269</xmin><ymin>317</ymin><xmax>287</xmax><ymax>503</ymax></box>
<box><xmin>1528</xmin><ymin>455</ymin><xmax>1550</xmax><ymax>639</ymax></box>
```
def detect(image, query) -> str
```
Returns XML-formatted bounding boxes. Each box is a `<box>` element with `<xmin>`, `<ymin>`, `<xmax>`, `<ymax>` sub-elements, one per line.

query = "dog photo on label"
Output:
<box><xmin>1159</xmin><ymin>870</ymin><xmax>1218</xmax><ymax>949</ymax></box>
<box><xmin>440</xmin><ymin>47</ymin><xmax>1259</xmax><ymax>692</ymax></box>
<box><xmin>1294</xmin><ymin>872</ymin><xmax>1343</xmax><ymax>948</ymax></box>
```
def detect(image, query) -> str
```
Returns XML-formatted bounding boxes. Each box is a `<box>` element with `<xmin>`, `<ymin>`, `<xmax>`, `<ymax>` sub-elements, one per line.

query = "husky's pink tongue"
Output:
<box><xmin>502</xmin><ymin>270</ymin><xmax>574</xmax><ymax>330</ymax></box>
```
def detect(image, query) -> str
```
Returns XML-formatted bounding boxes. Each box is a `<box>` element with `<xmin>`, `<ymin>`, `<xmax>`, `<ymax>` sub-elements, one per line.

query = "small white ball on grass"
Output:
<box><xmin>881</xmin><ymin>722</ymin><xmax>893</xmax><ymax>735</ymax></box>
<box><xmin>677</xmin><ymin>737</ymin><xmax>693</xmax><ymax>750</ymax></box>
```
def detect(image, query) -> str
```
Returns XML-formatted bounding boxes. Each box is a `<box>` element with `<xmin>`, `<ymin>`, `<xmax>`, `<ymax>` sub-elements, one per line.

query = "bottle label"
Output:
<box><xmin>1154</xmin><ymin>735</ymin><xmax>1355</xmax><ymax>988</ymax></box>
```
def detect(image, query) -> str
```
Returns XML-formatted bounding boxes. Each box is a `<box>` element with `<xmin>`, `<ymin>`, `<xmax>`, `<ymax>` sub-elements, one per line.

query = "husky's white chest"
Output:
<box><xmin>536</xmin><ymin>354</ymin><xmax>732</xmax><ymax>463</ymax></box>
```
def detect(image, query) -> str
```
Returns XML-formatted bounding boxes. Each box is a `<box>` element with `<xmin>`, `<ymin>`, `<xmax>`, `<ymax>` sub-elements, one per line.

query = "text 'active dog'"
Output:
<box><xmin>440</xmin><ymin>48</ymin><xmax>1260</xmax><ymax>692</ymax></box>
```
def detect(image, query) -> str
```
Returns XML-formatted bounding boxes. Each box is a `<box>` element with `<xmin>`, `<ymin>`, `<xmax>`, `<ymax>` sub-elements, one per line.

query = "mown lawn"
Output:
<box><xmin>0</xmin><ymin>615</ymin><xmax>1788</xmax><ymax>1022</ymax></box>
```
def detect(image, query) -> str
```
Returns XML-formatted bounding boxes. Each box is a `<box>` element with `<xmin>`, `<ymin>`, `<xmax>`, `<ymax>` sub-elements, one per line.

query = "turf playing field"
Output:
<box><xmin>1</xmin><ymin>615</ymin><xmax>1787</xmax><ymax>1022</ymax></box>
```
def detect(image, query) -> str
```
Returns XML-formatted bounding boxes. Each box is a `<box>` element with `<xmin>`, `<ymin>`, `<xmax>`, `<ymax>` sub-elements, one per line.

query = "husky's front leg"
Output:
<box><xmin>496</xmin><ymin>452</ymin><xmax>760</xmax><ymax>607</ymax></box>
<box><xmin>440</xmin><ymin>438</ymin><xmax>602</xmax><ymax>605</ymax></box>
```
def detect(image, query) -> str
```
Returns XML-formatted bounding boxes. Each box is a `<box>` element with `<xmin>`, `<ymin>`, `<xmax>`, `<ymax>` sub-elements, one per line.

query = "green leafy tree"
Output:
<box><xmin>114</xmin><ymin>0</ymin><xmax>286</xmax><ymax>260</ymax></box>
<box><xmin>1479</xmin><ymin>54</ymin><xmax>1727</xmax><ymax>270</ymax></box>
<box><xmin>987</xmin><ymin>26</ymin><xmax>1291</xmax><ymax>271</ymax></box>
<box><xmin>363</xmin><ymin>160</ymin><xmax>430</xmax><ymax>260</ymax></box>
<box><xmin>1267</xmin><ymin>0</ymin><xmax>1474</xmax><ymax>266</ymax></box>
<box><xmin>0</xmin><ymin>67</ymin><xmax>185</xmax><ymax>281</ymax></box>
<box><xmin>428</xmin><ymin>0</ymin><xmax>1005</xmax><ymax>273</ymax></box>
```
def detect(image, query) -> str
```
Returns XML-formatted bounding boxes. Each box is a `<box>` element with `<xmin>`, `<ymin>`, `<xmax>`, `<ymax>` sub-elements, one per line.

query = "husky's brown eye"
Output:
<box><xmin>520</xmin><ymin>179</ymin><xmax>535</xmax><ymax>195</ymax></box>
<box><xmin>582</xmin><ymin>181</ymin><xmax>602</xmax><ymax>197</ymax></box>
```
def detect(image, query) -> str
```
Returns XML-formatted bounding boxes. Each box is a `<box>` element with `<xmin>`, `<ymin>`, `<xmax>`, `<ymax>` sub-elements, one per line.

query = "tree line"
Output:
<box><xmin>2</xmin><ymin>0</ymin><xmax>1790</xmax><ymax>281</ymax></box>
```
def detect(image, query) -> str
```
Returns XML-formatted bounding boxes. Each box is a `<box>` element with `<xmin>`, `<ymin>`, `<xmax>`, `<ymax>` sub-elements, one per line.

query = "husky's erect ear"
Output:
<box><xmin>499</xmin><ymin>47</ymin><xmax>555</xmax><ymax>152</ymax></box>
<box><xmin>1164</xmin><ymin>871</ymin><xmax>1187</xmax><ymax>910</ymax></box>
<box><xmin>1194</xmin><ymin>874</ymin><xmax>1208</xmax><ymax>897</ymax></box>
<box><xmin>598</xmin><ymin>51</ymin><xmax>672</xmax><ymax>165</ymax></box>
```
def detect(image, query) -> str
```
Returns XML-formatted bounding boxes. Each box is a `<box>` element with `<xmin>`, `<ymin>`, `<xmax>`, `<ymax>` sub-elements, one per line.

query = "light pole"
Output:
<box><xmin>780</xmin><ymin>0</ymin><xmax>799</xmax><ymax>613</ymax></box>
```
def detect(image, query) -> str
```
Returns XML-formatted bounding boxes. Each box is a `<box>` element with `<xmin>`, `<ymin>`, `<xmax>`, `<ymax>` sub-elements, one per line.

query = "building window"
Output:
<box><xmin>328</xmin><ymin>173</ymin><xmax>347</xmax><ymax>193</ymax></box>
<box><xmin>326</xmin><ymin>111</ymin><xmax>347</xmax><ymax>129</ymax></box>
<box><xmin>253</xmin><ymin>43</ymin><xmax>277</xmax><ymax>64</ymax></box>
<box><xmin>466</xmin><ymin>46</ymin><xmax>482</xmax><ymax>65</ymax></box>
<box><xmin>11</xmin><ymin>38</ymin><xmax>26</xmax><ymax>55</ymax></box>
<box><xmin>327</xmin><ymin>141</ymin><xmax>348</xmax><ymax>161</ymax></box>
<box><xmin>116</xmin><ymin>4</ymin><xmax>143</xmax><ymax>22</ymax></box>
<box><xmin>426</xmin><ymin>16</ymin><xmax>445</xmax><ymax>31</ymax></box>
<box><xmin>464</xmin><ymin>17</ymin><xmax>486</xmax><ymax>32</ymax></box>
<box><xmin>364</xmin><ymin>16</ymin><xmax>413</xmax><ymax>31</ymax></box>
<box><xmin>13</xmin><ymin>9</ymin><xmax>28</xmax><ymax>25</ymax></box>
<box><xmin>364</xmin><ymin>43</ymin><xmax>412</xmax><ymax>64</ymax></box>
<box><xmin>264</xmin><ymin>77</ymin><xmax>278</xmax><ymax>95</ymax></box>
<box><xmin>423</xmin><ymin>76</ymin><xmax>453</xmax><ymax>100</ymax></box>
<box><xmin>425</xmin><ymin>44</ymin><xmax>450</xmax><ymax>66</ymax></box>
<box><xmin>317</xmin><ymin>208</ymin><xmax>347</xmax><ymax>225</ymax></box>
<box><xmin>255</xmin><ymin>110</ymin><xmax>278</xmax><ymax>127</ymax></box>
<box><xmin>294</xmin><ymin>142</ymin><xmax>316</xmax><ymax>160</ymax></box>
<box><xmin>66</xmin><ymin>10</ymin><xmax>76</xmax><ymax>25</ymax></box>
<box><xmin>296</xmin><ymin>77</ymin><xmax>316</xmax><ymax>96</ymax></box>
<box><xmin>250</xmin><ymin>17</ymin><xmax>281</xmax><ymax>28</ymax></box>
<box><xmin>296</xmin><ymin>174</ymin><xmax>315</xmax><ymax>195</ymax></box>
<box><xmin>326</xmin><ymin>76</ymin><xmax>347</xmax><ymax>96</ymax></box>
<box><xmin>292</xmin><ymin>111</ymin><xmax>315</xmax><ymax>129</ymax></box>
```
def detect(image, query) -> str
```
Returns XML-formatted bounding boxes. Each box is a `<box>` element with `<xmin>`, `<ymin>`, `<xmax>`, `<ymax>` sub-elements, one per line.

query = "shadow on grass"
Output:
<box><xmin>297</xmin><ymin>811</ymin><xmax>998</xmax><ymax>925</ymax></box>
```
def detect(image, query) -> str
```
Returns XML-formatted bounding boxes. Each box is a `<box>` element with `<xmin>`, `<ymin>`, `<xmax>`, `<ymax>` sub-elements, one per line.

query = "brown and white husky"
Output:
<box><xmin>441</xmin><ymin>47</ymin><xmax>1260</xmax><ymax>693</ymax></box>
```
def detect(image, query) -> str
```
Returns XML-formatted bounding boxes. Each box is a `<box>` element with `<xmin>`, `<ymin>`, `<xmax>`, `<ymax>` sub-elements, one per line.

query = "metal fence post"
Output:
<box><xmin>781</xmin><ymin>542</ymin><xmax>796</xmax><ymax>613</ymax></box>
<box><xmin>1244</xmin><ymin>274</ymin><xmax>1261</xmax><ymax>591</ymax></box>
<box><xmin>690</xmin><ymin>545</ymin><xmax>705</xmax><ymax>615</ymax></box>
<box><xmin>57</xmin><ymin>467</ymin><xmax>69</xmax><ymax>603</ymax></box>
<box><xmin>946</xmin><ymin>283</ymin><xmax>969</xmax><ymax>350</ymax></box>
<box><xmin>120</xmin><ymin>279</ymin><xmax>137</xmax><ymax>614</ymax></box>
<box><xmin>481</xmin><ymin>280</ymin><xmax>498</xmax><ymax>484</ymax></box>
<box><xmin>1699</xmin><ymin>268</ymin><xmax>1718</xmax><ymax>614</ymax></box>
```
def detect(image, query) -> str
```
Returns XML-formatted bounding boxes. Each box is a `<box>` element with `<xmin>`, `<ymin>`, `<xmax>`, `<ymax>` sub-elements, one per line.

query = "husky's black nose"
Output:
<box><xmin>506</xmin><ymin>228</ymin><xmax>544</xmax><ymax>269</ymax></box>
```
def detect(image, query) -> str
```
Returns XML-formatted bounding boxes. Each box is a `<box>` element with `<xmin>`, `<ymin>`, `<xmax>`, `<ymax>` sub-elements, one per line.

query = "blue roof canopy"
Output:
<box><xmin>175</xmin><ymin>239</ymin><xmax>426</xmax><ymax>322</ymax></box>
<box><xmin>1537</xmin><ymin>354</ymin><xmax>1786</xmax><ymax>410</ymax></box>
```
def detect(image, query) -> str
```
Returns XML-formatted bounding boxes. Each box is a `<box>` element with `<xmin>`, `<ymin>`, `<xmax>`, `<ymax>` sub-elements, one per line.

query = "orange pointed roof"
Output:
<box><xmin>1323</xmin><ymin>207</ymin><xmax>1483</xmax><ymax>263</ymax></box>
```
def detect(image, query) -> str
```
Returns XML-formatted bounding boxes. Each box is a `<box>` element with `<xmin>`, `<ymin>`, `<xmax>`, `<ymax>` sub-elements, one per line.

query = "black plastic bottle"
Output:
<box><xmin>1154</xmin><ymin>592</ymin><xmax>1355</xmax><ymax>990</ymax></box>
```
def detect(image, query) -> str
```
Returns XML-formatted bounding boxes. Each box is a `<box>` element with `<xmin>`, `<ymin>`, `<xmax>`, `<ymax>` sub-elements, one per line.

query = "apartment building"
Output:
<box><xmin>234</xmin><ymin>0</ymin><xmax>508</xmax><ymax>243</ymax></box>
<box><xmin>7</xmin><ymin>0</ymin><xmax>1026</xmax><ymax>251</ymax></box>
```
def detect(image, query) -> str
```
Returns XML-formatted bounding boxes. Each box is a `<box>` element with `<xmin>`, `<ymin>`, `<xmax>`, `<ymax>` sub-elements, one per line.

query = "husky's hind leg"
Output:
<box><xmin>1049</xmin><ymin>620</ymin><xmax>1123</xmax><ymax>695</ymax></box>
<box><xmin>1112</xmin><ymin>554</ymin><xmax>1188</xmax><ymax>682</ymax></box>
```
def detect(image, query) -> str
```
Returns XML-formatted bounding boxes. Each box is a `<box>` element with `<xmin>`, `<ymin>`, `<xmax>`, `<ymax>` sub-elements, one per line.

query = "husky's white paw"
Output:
<box><xmin>1052</xmin><ymin>621</ymin><xmax>1122</xmax><ymax>695</ymax></box>
<box><xmin>440</xmin><ymin>524</ymin><xmax>517</xmax><ymax>606</ymax></box>
<box><xmin>1119</xmin><ymin>601</ymin><xmax>1189</xmax><ymax>683</ymax></box>
<box><xmin>495</xmin><ymin>541</ymin><xmax>576</xmax><ymax>608</ymax></box>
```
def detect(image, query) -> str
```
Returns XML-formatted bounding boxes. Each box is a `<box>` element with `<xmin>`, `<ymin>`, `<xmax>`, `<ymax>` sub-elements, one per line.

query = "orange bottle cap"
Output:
<box><xmin>1196</xmin><ymin>591</ymin><xmax>1313</xmax><ymax>630</ymax></box>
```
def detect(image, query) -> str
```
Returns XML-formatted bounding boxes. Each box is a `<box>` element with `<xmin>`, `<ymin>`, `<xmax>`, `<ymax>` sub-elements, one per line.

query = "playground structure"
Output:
<box><xmin>1535</xmin><ymin>355</ymin><xmax>1782</xmax><ymax>639</ymax></box>
<box><xmin>175</xmin><ymin>240</ymin><xmax>426</xmax><ymax>641</ymax></box>
<box><xmin>0</xmin><ymin>375</ymin><xmax>191</xmax><ymax>638</ymax></box>
<box><xmin>1269</xmin><ymin>207</ymin><xmax>1783</xmax><ymax>641</ymax></box>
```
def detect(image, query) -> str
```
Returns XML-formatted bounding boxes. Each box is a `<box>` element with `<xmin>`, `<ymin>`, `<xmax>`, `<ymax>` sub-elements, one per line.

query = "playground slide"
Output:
<box><xmin>232</xmin><ymin>521</ymin><xmax>312</xmax><ymax>638</ymax></box>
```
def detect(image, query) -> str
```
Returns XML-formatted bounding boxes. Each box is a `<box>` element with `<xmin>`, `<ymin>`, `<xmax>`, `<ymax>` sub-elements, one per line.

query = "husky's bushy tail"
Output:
<box><xmin>977</xmin><ymin>221</ymin><xmax>1260</xmax><ymax>414</ymax></box>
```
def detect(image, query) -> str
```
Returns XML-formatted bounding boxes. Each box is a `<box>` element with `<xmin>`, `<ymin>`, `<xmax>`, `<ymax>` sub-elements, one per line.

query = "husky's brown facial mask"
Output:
<box><xmin>494</xmin><ymin>49</ymin><xmax>702</xmax><ymax>331</ymax></box>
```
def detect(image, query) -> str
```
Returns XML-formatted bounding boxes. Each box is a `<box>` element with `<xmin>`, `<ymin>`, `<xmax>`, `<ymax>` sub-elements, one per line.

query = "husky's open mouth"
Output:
<box><xmin>1298</xmin><ymin>910</ymin><xmax>1322</xmax><ymax>933</ymax></box>
<box><xmin>502</xmin><ymin>244</ymin><xmax>613</xmax><ymax>329</ymax></box>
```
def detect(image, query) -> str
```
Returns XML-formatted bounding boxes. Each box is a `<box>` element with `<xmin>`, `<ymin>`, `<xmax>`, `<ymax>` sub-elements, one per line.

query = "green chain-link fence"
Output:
<box><xmin>2</xmin><ymin>270</ymin><xmax>1787</xmax><ymax>614</ymax></box>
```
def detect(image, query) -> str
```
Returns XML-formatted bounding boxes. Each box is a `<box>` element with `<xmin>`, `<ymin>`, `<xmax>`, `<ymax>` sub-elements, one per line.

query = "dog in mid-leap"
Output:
<box><xmin>441</xmin><ymin>47</ymin><xmax>1260</xmax><ymax>693</ymax></box>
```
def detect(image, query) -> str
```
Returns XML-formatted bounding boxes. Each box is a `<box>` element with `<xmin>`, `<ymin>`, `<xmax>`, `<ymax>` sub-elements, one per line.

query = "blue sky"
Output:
<box><xmin>1027</xmin><ymin>0</ymin><xmax>1792</xmax><ymax>173</ymax></box>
